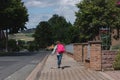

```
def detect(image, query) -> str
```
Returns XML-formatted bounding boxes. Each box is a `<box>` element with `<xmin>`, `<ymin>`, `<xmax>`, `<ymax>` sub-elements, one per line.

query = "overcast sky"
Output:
<box><xmin>22</xmin><ymin>0</ymin><xmax>81</xmax><ymax>29</ymax></box>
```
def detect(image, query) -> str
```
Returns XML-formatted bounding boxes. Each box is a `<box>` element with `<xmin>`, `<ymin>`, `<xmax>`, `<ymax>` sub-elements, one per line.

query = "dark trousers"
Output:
<box><xmin>57</xmin><ymin>53</ymin><xmax>63</xmax><ymax>67</ymax></box>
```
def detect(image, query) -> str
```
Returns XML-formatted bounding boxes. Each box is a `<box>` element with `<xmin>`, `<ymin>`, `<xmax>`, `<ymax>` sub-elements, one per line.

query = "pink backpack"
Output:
<box><xmin>57</xmin><ymin>44</ymin><xmax>65</xmax><ymax>53</ymax></box>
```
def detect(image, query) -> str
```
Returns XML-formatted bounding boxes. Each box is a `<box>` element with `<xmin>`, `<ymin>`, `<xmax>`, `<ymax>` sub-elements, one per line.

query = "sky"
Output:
<box><xmin>22</xmin><ymin>0</ymin><xmax>81</xmax><ymax>29</ymax></box>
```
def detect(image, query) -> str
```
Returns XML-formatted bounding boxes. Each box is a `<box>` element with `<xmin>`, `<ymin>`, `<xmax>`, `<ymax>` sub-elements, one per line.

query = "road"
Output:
<box><xmin>0</xmin><ymin>50</ymin><xmax>50</xmax><ymax>80</ymax></box>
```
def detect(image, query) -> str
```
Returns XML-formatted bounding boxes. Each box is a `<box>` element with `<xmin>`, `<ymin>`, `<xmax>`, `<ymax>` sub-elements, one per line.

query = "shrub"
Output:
<box><xmin>18</xmin><ymin>40</ymin><xmax>26</xmax><ymax>50</ymax></box>
<box><xmin>0</xmin><ymin>39</ymin><xmax>6</xmax><ymax>50</ymax></box>
<box><xmin>113</xmin><ymin>50</ymin><xmax>120</xmax><ymax>70</ymax></box>
<box><xmin>27</xmin><ymin>41</ymin><xmax>39</xmax><ymax>52</ymax></box>
<box><xmin>8</xmin><ymin>39</ymin><xmax>19</xmax><ymax>52</ymax></box>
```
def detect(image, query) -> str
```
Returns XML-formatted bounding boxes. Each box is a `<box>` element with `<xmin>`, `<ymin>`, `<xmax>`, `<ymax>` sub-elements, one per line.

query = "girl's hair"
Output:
<box><xmin>56</xmin><ymin>41</ymin><xmax>60</xmax><ymax>44</ymax></box>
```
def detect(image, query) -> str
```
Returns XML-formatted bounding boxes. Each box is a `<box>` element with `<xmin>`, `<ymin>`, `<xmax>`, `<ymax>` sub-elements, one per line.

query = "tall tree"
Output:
<box><xmin>34</xmin><ymin>21</ymin><xmax>52</xmax><ymax>48</ymax></box>
<box><xmin>48</xmin><ymin>14</ymin><xmax>72</xmax><ymax>43</ymax></box>
<box><xmin>74</xmin><ymin>0</ymin><xmax>120</xmax><ymax>42</ymax></box>
<box><xmin>0</xmin><ymin>0</ymin><xmax>28</xmax><ymax>51</ymax></box>
<box><xmin>67</xmin><ymin>25</ymin><xmax>80</xmax><ymax>43</ymax></box>
<box><xmin>9</xmin><ymin>0</ymin><xmax>28</xmax><ymax>33</ymax></box>
<box><xmin>0</xmin><ymin>0</ymin><xmax>28</xmax><ymax>31</ymax></box>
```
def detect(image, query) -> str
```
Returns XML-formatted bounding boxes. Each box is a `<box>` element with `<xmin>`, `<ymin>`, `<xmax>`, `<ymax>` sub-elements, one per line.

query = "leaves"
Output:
<box><xmin>0</xmin><ymin>0</ymin><xmax>28</xmax><ymax>33</ymax></box>
<box><xmin>75</xmin><ymin>0</ymin><xmax>120</xmax><ymax>42</ymax></box>
<box><xmin>34</xmin><ymin>21</ymin><xmax>52</xmax><ymax>48</ymax></box>
<box><xmin>113</xmin><ymin>50</ymin><xmax>120</xmax><ymax>70</ymax></box>
<box><xmin>48</xmin><ymin>14</ymin><xmax>72</xmax><ymax>43</ymax></box>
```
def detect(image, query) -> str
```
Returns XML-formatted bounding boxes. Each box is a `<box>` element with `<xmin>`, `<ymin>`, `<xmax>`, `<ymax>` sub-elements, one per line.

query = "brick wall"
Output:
<box><xmin>89</xmin><ymin>41</ymin><xmax>102</xmax><ymax>71</ymax></box>
<box><xmin>102</xmin><ymin>50</ymin><xmax>118</xmax><ymax>70</ymax></box>
<box><xmin>70</xmin><ymin>41</ymin><xmax>118</xmax><ymax>71</ymax></box>
<box><xmin>73</xmin><ymin>41</ymin><xmax>102</xmax><ymax>70</ymax></box>
<box><xmin>73</xmin><ymin>43</ymin><xmax>83</xmax><ymax>62</ymax></box>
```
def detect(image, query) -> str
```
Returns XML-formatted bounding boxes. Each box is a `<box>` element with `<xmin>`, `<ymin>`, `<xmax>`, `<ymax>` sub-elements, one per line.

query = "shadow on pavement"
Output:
<box><xmin>61</xmin><ymin>66</ymin><xmax>71</xmax><ymax>69</ymax></box>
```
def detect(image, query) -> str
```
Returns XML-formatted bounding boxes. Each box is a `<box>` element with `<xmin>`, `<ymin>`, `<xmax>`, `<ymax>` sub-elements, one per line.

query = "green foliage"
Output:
<box><xmin>25</xmin><ymin>33</ymin><xmax>34</xmax><ymax>37</ymax></box>
<box><xmin>34</xmin><ymin>21</ymin><xmax>52</xmax><ymax>48</ymax></box>
<box><xmin>101</xmin><ymin>32</ymin><xmax>111</xmax><ymax>50</ymax></box>
<box><xmin>8</xmin><ymin>39</ymin><xmax>19</xmax><ymax>52</ymax></box>
<box><xmin>113</xmin><ymin>50</ymin><xmax>120</xmax><ymax>70</ymax></box>
<box><xmin>0</xmin><ymin>39</ymin><xmax>6</xmax><ymax>50</ymax></box>
<box><xmin>27</xmin><ymin>41</ymin><xmax>38</xmax><ymax>52</ymax></box>
<box><xmin>0</xmin><ymin>0</ymin><xmax>28</xmax><ymax>52</ymax></box>
<box><xmin>66</xmin><ymin>26</ymin><xmax>80</xmax><ymax>43</ymax></box>
<box><xmin>48</xmin><ymin>14</ymin><xmax>73</xmax><ymax>43</ymax></box>
<box><xmin>75</xmin><ymin>0</ymin><xmax>120</xmax><ymax>42</ymax></box>
<box><xmin>0</xmin><ymin>0</ymin><xmax>28</xmax><ymax>31</ymax></box>
<box><xmin>17</xmin><ymin>40</ymin><xmax>26</xmax><ymax>50</ymax></box>
<box><xmin>34</xmin><ymin>14</ymin><xmax>81</xmax><ymax>47</ymax></box>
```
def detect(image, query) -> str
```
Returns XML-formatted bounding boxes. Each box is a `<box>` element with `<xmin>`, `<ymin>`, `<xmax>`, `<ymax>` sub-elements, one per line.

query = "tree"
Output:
<box><xmin>34</xmin><ymin>21</ymin><xmax>52</xmax><ymax>48</ymax></box>
<box><xmin>0</xmin><ymin>0</ymin><xmax>28</xmax><ymax>31</ymax></box>
<box><xmin>74</xmin><ymin>0</ymin><xmax>120</xmax><ymax>42</ymax></box>
<box><xmin>48</xmin><ymin>14</ymin><xmax>72</xmax><ymax>43</ymax></box>
<box><xmin>0</xmin><ymin>0</ymin><xmax>28</xmax><ymax>51</ymax></box>
<box><xmin>67</xmin><ymin>26</ymin><xmax>80</xmax><ymax>43</ymax></box>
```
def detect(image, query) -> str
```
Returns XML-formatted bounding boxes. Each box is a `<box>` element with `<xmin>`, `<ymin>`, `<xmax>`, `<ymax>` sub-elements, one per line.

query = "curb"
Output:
<box><xmin>26</xmin><ymin>54</ymin><xmax>49</xmax><ymax>80</ymax></box>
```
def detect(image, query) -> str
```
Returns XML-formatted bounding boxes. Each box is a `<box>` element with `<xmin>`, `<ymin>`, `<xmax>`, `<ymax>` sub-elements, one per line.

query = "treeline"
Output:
<box><xmin>34</xmin><ymin>0</ymin><xmax>120</xmax><ymax>49</ymax></box>
<box><xmin>33</xmin><ymin>14</ymin><xmax>80</xmax><ymax>48</ymax></box>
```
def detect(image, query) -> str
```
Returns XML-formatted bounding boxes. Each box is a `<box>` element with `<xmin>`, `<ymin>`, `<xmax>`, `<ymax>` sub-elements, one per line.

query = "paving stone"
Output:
<box><xmin>38</xmin><ymin>54</ymin><xmax>117</xmax><ymax>80</ymax></box>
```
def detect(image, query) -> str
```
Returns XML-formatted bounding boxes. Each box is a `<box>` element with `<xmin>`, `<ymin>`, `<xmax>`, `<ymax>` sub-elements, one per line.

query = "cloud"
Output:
<box><xmin>60</xmin><ymin>0</ymin><xmax>80</xmax><ymax>6</ymax></box>
<box><xmin>26</xmin><ymin>13</ymin><xmax>52</xmax><ymax>28</ymax></box>
<box><xmin>24</xmin><ymin>0</ymin><xmax>81</xmax><ymax>8</ymax></box>
<box><xmin>22</xmin><ymin>0</ymin><xmax>81</xmax><ymax>28</ymax></box>
<box><xmin>54</xmin><ymin>0</ymin><xmax>80</xmax><ymax>23</ymax></box>
<box><xmin>24</xmin><ymin>0</ymin><xmax>60</xmax><ymax>8</ymax></box>
<box><xmin>24</xmin><ymin>0</ymin><xmax>48</xmax><ymax>8</ymax></box>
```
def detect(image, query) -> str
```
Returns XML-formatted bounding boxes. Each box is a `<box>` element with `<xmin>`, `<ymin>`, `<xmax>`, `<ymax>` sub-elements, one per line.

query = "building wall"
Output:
<box><xmin>94</xmin><ymin>29</ymin><xmax>120</xmax><ymax>47</ymax></box>
<box><xmin>111</xmin><ymin>29</ymin><xmax>120</xmax><ymax>46</ymax></box>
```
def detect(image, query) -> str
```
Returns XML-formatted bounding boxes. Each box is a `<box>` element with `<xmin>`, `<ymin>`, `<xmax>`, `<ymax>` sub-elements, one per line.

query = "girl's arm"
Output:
<box><xmin>51</xmin><ymin>45</ymin><xmax>57</xmax><ymax>54</ymax></box>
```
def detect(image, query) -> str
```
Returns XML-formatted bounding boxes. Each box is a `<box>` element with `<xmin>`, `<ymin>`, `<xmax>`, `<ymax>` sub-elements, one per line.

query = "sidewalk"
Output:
<box><xmin>36</xmin><ymin>54</ymin><xmax>116</xmax><ymax>80</ymax></box>
<box><xmin>103</xmin><ymin>70</ymin><xmax>120</xmax><ymax>80</ymax></box>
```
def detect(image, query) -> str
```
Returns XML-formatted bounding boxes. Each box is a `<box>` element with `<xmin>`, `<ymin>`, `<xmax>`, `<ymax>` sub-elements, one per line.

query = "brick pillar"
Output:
<box><xmin>83</xmin><ymin>43</ymin><xmax>89</xmax><ymax>68</ymax></box>
<box><xmin>89</xmin><ymin>41</ymin><xmax>102</xmax><ymax>71</ymax></box>
<box><xmin>73</xmin><ymin>43</ymin><xmax>83</xmax><ymax>62</ymax></box>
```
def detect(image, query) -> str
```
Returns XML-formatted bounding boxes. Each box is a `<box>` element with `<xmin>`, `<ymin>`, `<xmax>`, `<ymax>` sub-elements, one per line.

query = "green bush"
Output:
<box><xmin>18</xmin><ymin>40</ymin><xmax>26</xmax><ymax>50</ymax></box>
<box><xmin>27</xmin><ymin>41</ymin><xmax>38</xmax><ymax>52</ymax></box>
<box><xmin>0</xmin><ymin>39</ymin><xmax>5</xmax><ymax>50</ymax></box>
<box><xmin>8</xmin><ymin>39</ymin><xmax>19</xmax><ymax>52</ymax></box>
<box><xmin>0</xmin><ymin>52</ymin><xmax>14</xmax><ymax>56</ymax></box>
<box><xmin>113</xmin><ymin>50</ymin><xmax>120</xmax><ymax>70</ymax></box>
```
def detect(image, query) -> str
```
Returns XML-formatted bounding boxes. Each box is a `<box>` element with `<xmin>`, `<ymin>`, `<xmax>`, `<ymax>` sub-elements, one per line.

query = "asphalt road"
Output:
<box><xmin>0</xmin><ymin>50</ymin><xmax>50</xmax><ymax>80</ymax></box>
